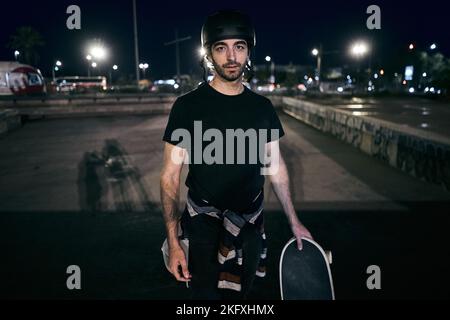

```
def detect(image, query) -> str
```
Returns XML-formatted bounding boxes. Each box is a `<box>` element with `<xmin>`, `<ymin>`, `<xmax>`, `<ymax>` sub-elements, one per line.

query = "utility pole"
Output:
<box><xmin>164</xmin><ymin>29</ymin><xmax>191</xmax><ymax>84</ymax></box>
<box><xmin>132</xmin><ymin>0</ymin><xmax>140</xmax><ymax>86</ymax></box>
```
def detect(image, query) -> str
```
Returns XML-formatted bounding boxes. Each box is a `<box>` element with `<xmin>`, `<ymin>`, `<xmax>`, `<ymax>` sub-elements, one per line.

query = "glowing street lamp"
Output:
<box><xmin>109</xmin><ymin>65</ymin><xmax>119</xmax><ymax>86</ymax></box>
<box><xmin>52</xmin><ymin>60</ymin><xmax>63</xmax><ymax>81</ymax></box>
<box><xmin>139</xmin><ymin>62</ymin><xmax>149</xmax><ymax>78</ymax></box>
<box><xmin>409</xmin><ymin>43</ymin><xmax>414</xmax><ymax>50</ymax></box>
<box><xmin>91</xmin><ymin>62</ymin><xmax>97</xmax><ymax>68</ymax></box>
<box><xmin>89</xmin><ymin>46</ymin><xmax>107</xmax><ymax>60</ymax></box>
<box><xmin>14</xmin><ymin>50</ymin><xmax>20</xmax><ymax>61</ymax></box>
<box><xmin>265</xmin><ymin>55</ymin><xmax>271</xmax><ymax>62</ymax></box>
<box><xmin>430</xmin><ymin>43</ymin><xmax>437</xmax><ymax>50</ymax></box>
<box><xmin>311</xmin><ymin>47</ymin><xmax>322</xmax><ymax>84</ymax></box>
<box><xmin>350</xmin><ymin>42</ymin><xmax>369</xmax><ymax>57</ymax></box>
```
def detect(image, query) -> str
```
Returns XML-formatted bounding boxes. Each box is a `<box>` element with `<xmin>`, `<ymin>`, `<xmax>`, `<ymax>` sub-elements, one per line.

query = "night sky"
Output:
<box><xmin>0</xmin><ymin>0</ymin><xmax>448</xmax><ymax>79</ymax></box>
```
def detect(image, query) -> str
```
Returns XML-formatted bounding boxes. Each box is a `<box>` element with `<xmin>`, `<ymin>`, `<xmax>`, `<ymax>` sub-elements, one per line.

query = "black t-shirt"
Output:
<box><xmin>162</xmin><ymin>82</ymin><xmax>285</xmax><ymax>212</ymax></box>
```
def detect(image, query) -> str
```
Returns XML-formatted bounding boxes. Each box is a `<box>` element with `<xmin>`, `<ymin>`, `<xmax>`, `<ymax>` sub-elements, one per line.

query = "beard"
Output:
<box><xmin>211</xmin><ymin>59</ymin><xmax>246</xmax><ymax>81</ymax></box>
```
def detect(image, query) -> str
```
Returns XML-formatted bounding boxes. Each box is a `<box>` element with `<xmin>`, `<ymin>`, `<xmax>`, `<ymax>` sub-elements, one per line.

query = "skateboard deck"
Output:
<box><xmin>280</xmin><ymin>237</ymin><xmax>335</xmax><ymax>300</ymax></box>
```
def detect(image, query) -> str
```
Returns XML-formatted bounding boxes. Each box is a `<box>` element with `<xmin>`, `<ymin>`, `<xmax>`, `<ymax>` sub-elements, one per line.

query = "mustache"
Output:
<box><xmin>223</xmin><ymin>62</ymin><xmax>242</xmax><ymax>68</ymax></box>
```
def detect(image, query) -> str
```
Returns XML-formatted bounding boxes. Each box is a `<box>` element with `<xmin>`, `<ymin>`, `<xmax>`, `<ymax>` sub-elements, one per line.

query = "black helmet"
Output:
<box><xmin>201</xmin><ymin>10</ymin><xmax>256</xmax><ymax>49</ymax></box>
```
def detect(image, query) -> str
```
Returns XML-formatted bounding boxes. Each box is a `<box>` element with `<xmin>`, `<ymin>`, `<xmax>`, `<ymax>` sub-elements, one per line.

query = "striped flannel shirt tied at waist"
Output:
<box><xmin>183</xmin><ymin>190</ymin><xmax>268</xmax><ymax>292</ymax></box>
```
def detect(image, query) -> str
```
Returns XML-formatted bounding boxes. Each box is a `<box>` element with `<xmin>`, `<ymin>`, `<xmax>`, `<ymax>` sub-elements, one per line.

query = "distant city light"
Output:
<box><xmin>409</xmin><ymin>87</ymin><xmax>415</xmax><ymax>93</ymax></box>
<box><xmin>430</xmin><ymin>43</ymin><xmax>437</xmax><ymax>50</ymax></box>
<box><xmin>54</xmin><ymin>67</ymin><xmax>59</xmax><ymax>71</ymax></box>
<box><xmin>430</xmin><ymin>87</ymin><xmax>435</xmax><ymax>93</ymax></box>
<box><xmin>86</xmin><ymin>55</ymin><xmax>92</xmax><ymax>61</ymax></box>
<box><xmin>265</xmin><ymin>56</ymin><xmax>271</xmax><ymax>62</ymax></box>
<box><xmin>402</xmin><ymin>80</ymin><xmax>407</xmax><ymax>85</ymax></box>
<box><xmin>311</xmin><ymin>48</ymin><xmax>319</xmax><ymax>56</ymax></box>
<box><xmin>422</xmin><ymin>72</ymin><xmax>427</xmax><ymax>77</ymax></box>
<box><xmin>404</xmin><ymin>66</ymin><xmax>414</xmax><ymax>80</ymax></box>
<box><xmin>56</xmin><ymin>60</ymin><xmax>62</xmax><ymax>67</ymax></box>
<box><xmin>374</xmin><ymin>74</ymin><xmax>378</xmax><ymax>79</ymax></box>
<box><xmin>420</xmin><ymin>123</ymin><xmax>429</xmax><ymax>128</ymax></box>
<box><xmin>174</xmin><ymin>83</ymin><xmax>180</xmax><ymax>89</ymax></box>
<box><xmin>91</xmin><ymin>62</ymin><xmax>97</xmax><ymax>68</ymax></box>
<box><xmin>380</xmin><ymin>69</ymin><xmax>384</xmax><ymax>75</ymax></box>
<box><xmin>409</xmin><ymin>43</ymin><xmax>414</xmax><ymax>50</ymax></box>
<box><xmin>304</xmin><ymin>75</ymin><xmax>308</xmax><ymax>80</ymax></box>
<box><xmin>307</xmin><ymin>77</ymin><xmax>313</xmax><ymax>84</ymax></box>
<box><xmin>425</xmin><ymin>87</ymin><xmax>429</xmax><ymax>92</ymax></box>
<box><xmin>113</xmin><ymin>65</ymin><xmax>118</xmax><ymax>70</ymax></box>
<box><xmin>337</xmin><ymin>87</ymin><xmax>344</xmax><ymax>92</ymax></box>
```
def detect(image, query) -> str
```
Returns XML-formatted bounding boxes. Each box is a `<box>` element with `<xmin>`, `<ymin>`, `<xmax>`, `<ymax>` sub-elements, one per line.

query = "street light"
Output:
<box><xmin>86</xmin><ymin>42</ymin><xmax>108</xmax><ymax>77</ymax></box>
<box><xmin>430</xmin><ymin>43</ymin><xmax>437</xmax><ymax>50</ymax></box>
<box><xmin>409</xmin><ymin>43</ymin><xmax>414</xmax><ymax>50</ymax></box>
<box><xmin>92</xmin><ymin>62</ymin><xmax>97</xmax><ymax>68</ymax></box>
<box><xmin>350</xmin><ymin>42</ymin><xmax>369</xmax><ymax>57</ymax></box>
<box><xmin>139</xmin><ymin>62</ymin><xmax>149</xmax><ymax>78</ymax></box>
<box><xmin>264</xmin><ymin>56</ymin><xmax>274</xmax><ymax>83</ymax></box>
<box><xmin>311</xmin><ymin>47</ymin><xmax>322</xmax><ymax>85</ymax></box>
<box><xmin>350</xmin><ymin>42</ymin><xmax>370</xmax><ymax>93</ymax></box>
<box><xmin>109</xmin><ymin>65</ymin><xmax>119</xmax><ymax>86</ymax></box>
<box><xmin>86</xmin><ymin>55</ymin><xmax>92</xmax><ymax>76</ymax></box>
<box><xmin>14</xmin><ymin>50</ymin><xmax>20</xmax><ymax>61</ymax></box>
<box><xmin>52</xmin><ymin>60</ymin><xmax>63</xmax><ymax>81</ymax></box>
<box><xmin>89</xmin><ymin>45</ymin><xmax>107</xmax><ymax>60</ymax></box>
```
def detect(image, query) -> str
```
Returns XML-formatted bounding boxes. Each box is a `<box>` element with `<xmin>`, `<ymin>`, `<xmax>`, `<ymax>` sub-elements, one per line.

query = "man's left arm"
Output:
<box><xmin>265</xmin><ymin>140</ymin><xmax>313</xmax><ymax>250</ymax></box>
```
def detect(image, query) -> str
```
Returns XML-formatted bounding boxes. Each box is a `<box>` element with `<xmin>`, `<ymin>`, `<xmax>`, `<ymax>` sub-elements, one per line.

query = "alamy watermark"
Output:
<box><xmin>170</xmin><ymin>121</ymin><xmax>280</xmax><ymax>175</ymax></box>
<box><xmin>66</xmin><ymin>5</ymin><xmax>81</xmax><ymax>30</ymax></box>
<box><xmin>66</xmin><ymin>265</ymin><xmax>81</xmax><ymax>290</ymax></box>
<box><xmin>366</xmin><ymin>265</ymin><xmax>381</xmax><ymax>290</ymax></box>
<box><xmin>366</xmin><ymin>5</ymin><xmax>381</xmax><ymax>30</ymax></box>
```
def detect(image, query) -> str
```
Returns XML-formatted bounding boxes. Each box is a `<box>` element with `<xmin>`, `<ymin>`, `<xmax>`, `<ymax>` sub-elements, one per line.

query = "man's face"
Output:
<box><xmin>209</xmin><ymin>39</ymin><xmax>249</xmax><ymax>82</ymax></box>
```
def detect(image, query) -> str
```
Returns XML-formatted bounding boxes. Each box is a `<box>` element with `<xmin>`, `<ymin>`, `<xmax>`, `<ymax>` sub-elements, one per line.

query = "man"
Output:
<box><xmin>160</xmin><ymin>10</ymin><xmax>312</xmax><ymax>299</ymax></box>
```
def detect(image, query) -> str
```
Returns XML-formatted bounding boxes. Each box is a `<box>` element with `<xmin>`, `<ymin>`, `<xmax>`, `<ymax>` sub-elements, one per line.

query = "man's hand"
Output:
<box><xmin>168</xmin><ymin>243</ymin><xmax>191</xmax><ymax>282</ymax></box>
<box><xmin>290</xmin><ymin>219</ymin><xmax>313</xmax><ymax>251</ymax></box>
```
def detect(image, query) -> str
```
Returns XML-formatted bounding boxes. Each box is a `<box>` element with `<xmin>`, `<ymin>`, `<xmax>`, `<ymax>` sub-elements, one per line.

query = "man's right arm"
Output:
<box><xmin>160</xmin><ymin>142</ymin><xmax>191</xmax><ymax>282</ymax></box>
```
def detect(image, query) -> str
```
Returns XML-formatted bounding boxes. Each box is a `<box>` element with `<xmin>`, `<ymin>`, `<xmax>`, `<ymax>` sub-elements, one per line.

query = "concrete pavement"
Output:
<box><xmin>1</xmin><ymin>112</ymin><xmax>449</xmax><ymax>299</ymax></box>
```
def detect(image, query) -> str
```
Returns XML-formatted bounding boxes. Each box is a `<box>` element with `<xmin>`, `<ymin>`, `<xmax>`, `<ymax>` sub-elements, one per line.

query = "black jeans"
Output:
<box><xmin>181</xmin><ymin>207</ymin><xmax>263</xmax><ymax>300</ymax></box>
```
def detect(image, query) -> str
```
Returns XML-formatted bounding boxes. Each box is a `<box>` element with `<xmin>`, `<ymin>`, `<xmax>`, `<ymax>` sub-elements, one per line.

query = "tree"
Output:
<box><xmin>6</xmin><ymin>27</ymin><xmax>45</xmax><ymax>65</ymax></box>
<box><xmin>419</xmin><ymin>51</ymin><xmax>450</xmax><ymax>92</ymax></box>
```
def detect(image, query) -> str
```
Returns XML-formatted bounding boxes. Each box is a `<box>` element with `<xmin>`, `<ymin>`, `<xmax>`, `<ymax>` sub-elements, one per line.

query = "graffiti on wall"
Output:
<box><xmin>283</xmin><ymin>100</ymin><xmax>450</xmax><ymax>191</ymax></box>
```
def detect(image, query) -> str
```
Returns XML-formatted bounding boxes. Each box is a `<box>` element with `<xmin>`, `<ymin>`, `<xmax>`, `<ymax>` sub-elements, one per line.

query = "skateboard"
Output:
<box><xmin>279</xmin><ymin>237</ymin><xmax>335</xmax><ymax>300</ymax></box>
